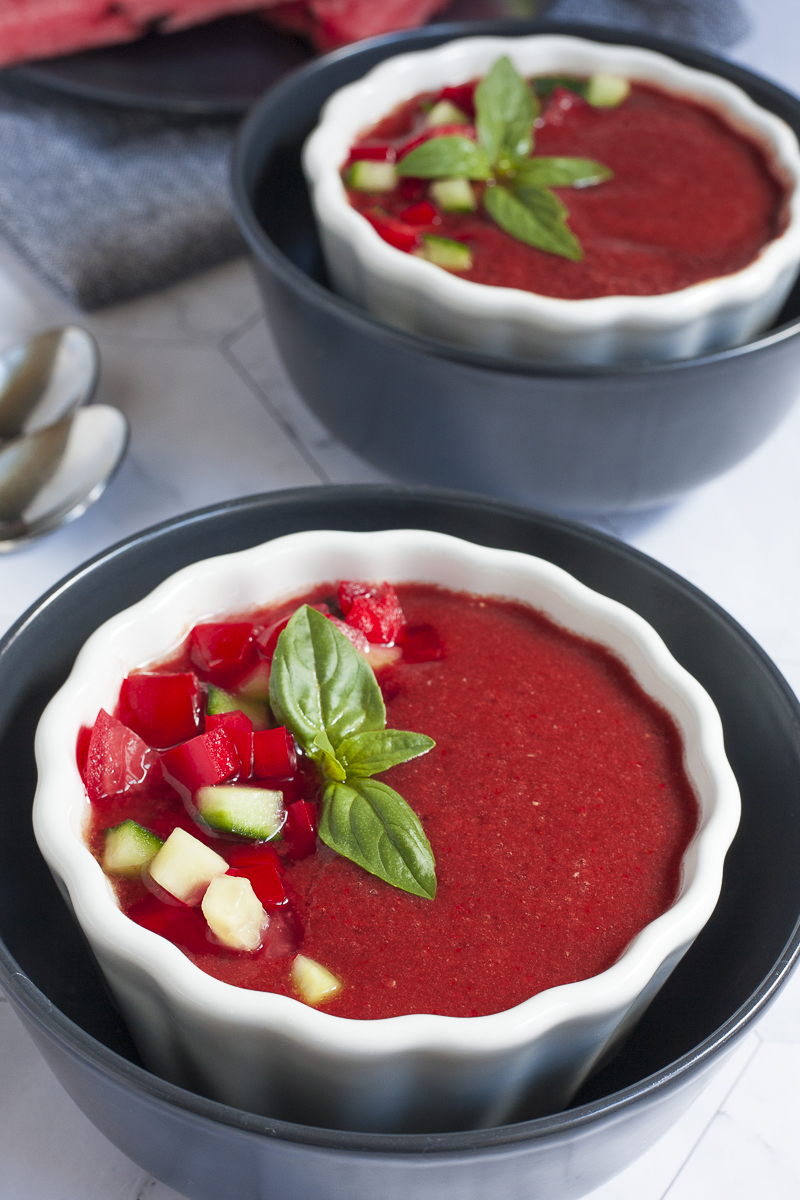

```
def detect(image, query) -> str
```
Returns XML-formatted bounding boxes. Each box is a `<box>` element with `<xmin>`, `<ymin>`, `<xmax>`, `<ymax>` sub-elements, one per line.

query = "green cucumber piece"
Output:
<box><xmin>196</xmin><ymin>785</ymin><xmax>285</xmax><ymax>840</ymax></box>
<box><xmin>103</xmin><ymin>820</ymin><xmax>163</xmax><ymax>876</ymax></box>
<box><xmin>425</xmin><ymin>100</ymin><xmax>470</xmax><ymax>127</ymax></box>
<box><xmin>585</xmin><ymin>74</ymin><xmax>630</xmax><ymax>108</ymax></box>
<box><xmin>207</xmin><ymin>684</ymin><xmax>269</xmax><ymax>729</ymax></box>
<box><xmin>430</xmin><ymin>178</ymin><xmax>476</xmax><ymax>212</ymax></box>
<box><xmin>347</xmin><ymin>160</ymin><xmax>397</xmax><ymax>192</ymax></box>
<box><xmin>415</xmin><ymin>234</ymin><xmax>473</xmax><ymax>271</ymax></box>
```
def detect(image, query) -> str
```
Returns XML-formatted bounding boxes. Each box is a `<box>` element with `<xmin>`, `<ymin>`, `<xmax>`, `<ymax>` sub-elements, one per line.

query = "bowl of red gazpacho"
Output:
<box><xmin>303</xmin><ymin>34</ymin><xmax>800</xmax><ymax>364</ymax></box>
<box><xmin>33</xmin><ymin>528</ymin><xmax>740</xmax><ymax>1133</ymax></box>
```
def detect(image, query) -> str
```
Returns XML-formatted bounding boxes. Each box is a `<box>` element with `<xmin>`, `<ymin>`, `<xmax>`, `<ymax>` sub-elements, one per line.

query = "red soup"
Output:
<box><xmin>81</xmin><ymin>582</ymin><xmax>698</xmax><ymax>1020</ymax></box>
<box><xmin>344</xmin><ymin>79</ymin><xmax>786</xmax><ymax>300</ymax></box>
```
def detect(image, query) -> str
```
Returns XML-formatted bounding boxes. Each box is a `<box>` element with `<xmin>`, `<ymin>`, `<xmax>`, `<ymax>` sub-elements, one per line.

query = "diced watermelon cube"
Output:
<box><xmin>283</xmin><ymin>800</ymin><xmax>318</xmax><ymax>859</ymax></box>
<box><xmin>189</xmin><ymin>622</ymin><xmax>257</xmax><ymax>684</ymax></box>
<box><xmin>161</xmin><ymin>727</ymin><xmax>240</xmax><ymax>795</ymax></box>
<box><xmin>206</xmin><ymin>710</ymin><xmax>254</xmax><ymax>775</ymax></box>
<box><xmin>76</xmin><ymin>724</ymin><xmax>92</xmax><ymax>783</ymax></box>
<box><xmin>399</xmin><ymin>623</ymin><xmax>445</xmax><ymax>663</ymax></box>
<box><xmin>326</xmin><ymin>614</ymin><xmax>370</xmax><ymax>653</ymax></box>
<box><xmin>84</xmin><ymin>709</ymin><xmax>161</xmax><ymax>804</ymax></box>
<box><xmin>119</xmin><ymin>672</ymin><xmax>202</xmax><ymax>749</ymax></box>
<box><xmin>339</xmin><ymin>581</ymin><xmax>406</xmax><ymax>644</ymax></box>
<box><xmin>348</xmin><ymin>144</ymin><xmax>396</xmax><ymax>162</ymax></box>
<box><xmin>439</xmin><ymin>82</ymin><xmax>477</xmax><ymax>116</ymax></box>
<box><xmin>363</xmin><ymin>209</ymin><xmax>420</xmax><ymax>253</ymax></box>
<box><xmin>228</xmin><ymin>863</ymin><xmax>287</xmax><ymax>910</ymax></box>
<box><xmin>253</xmin><ymin>726</ymin><xmax>297</xmax><ymax>779</ymax></box>
<box><xmin>225</xmin><ymin>842</ymin><xmax>284</xmax><ymax>872</ymax></box>
<box><xmin>128</xmin><ymin>893</ymin><xmax>210</xmax><ymax>955</ymax></box>
<box><xmin>399</xmin><ymin>201</ymin><xmax>439</xmax><ymax>226</ymax></box>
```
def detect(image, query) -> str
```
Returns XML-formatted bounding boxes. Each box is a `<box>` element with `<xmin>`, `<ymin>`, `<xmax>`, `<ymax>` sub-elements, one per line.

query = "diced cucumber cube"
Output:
<box><xmin>103</xmin><ymin>820</ymin><xmax>163</xmax><ymax>877</ymax></box>
<box><xmin>585</xmin><ymin>74</ymin><xmax>630</xmax><ymax>108</ymax></box>
<box><xmin>415</xmin><ymin>235</ymin><xmax>473</xmax><ymax>271</ymax></box>
<box><xmin>196</xmin><ymin>784</ymin><xmax>285</xmax><ymax>840</ymax></box>
<box><xmin>236</xmin><ymin>661</ymin><xmax>271</xmax><ymax>704</ymax></box>
<box><xmin>425</xmin><ymin>100</ymin><xmax>470</xmax><ymax>127</ymax></box>
<box><xmin>148</xmin><ymin>827</ymin><xmax>228</xmax><ymax>905</ymax></box>
<box><xmin>430</xmin><ymin>178</ymin><xmax>476</xmax><ymax>212</ymax></box>
<box><xmin>207</xmin><ymin>683</ymin><xmax>269</xmax><ymax>729</ymax></box>
<box><xmin>291</xmin><ymin>954</ymin><xmax>343</xmax><ymax>1006</ymax></box>
<box><xmin>347</xmin><ymin>160</ymin><xmax>397</xmax><ymax>192</ymax></box>
<box><xmin>202</xmin><ymin>874</ymin><xmax>266</xmax><ymax>952</ymax></box>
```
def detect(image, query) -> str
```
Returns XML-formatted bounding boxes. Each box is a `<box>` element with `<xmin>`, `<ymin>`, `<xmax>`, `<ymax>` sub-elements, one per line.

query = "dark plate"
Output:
<box><xmin>1</xmin><ymin>486</ymin><xmax>799</xmax><ymax>1200</ymax></box>
<box><xmin>6</xmin><ymin>1</ymin><xmax>512</xmax><ymax>114</ymax></box>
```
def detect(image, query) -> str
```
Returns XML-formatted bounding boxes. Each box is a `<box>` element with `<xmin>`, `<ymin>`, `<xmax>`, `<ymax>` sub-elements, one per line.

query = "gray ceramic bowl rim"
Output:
<box><xmin>2</xmin><ymin>485</ymin><xmax>800</xmax><ymax>1156</ymax></box>
<box><xmin>231</xmin><ymin>18</ymin><xmax>800</xmax><ymax>381</ymax></box>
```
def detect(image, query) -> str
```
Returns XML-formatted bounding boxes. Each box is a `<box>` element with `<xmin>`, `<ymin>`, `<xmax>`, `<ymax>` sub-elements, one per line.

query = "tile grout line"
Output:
<box><xmin>218</xmin><ymin>340</ymin><xmax>333</xmax><ymax>486</ymax></box>
<box><xmin>657</xmin><ymin>1036</ymin><xmax>762</xmax><ymax>1200</ymax></box>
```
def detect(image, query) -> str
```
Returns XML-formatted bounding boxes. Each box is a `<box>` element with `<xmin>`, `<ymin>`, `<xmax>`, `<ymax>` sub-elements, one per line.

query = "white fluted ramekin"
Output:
<box><xmin>33</xmin><ymin>529</ymin><xmax>740</xmax><ymax>1133</ymax></box>
<box><xmin>303</xmin><ymin>35</ymin><xmax>800</xmax><ymax>365</ymax></box>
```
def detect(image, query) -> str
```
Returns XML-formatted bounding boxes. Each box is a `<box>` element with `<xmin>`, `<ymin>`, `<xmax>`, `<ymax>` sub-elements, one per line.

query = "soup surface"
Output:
<box><xmin>83</xmin><ymin>583</ymin><xmax>698</xmax><ymax>1020</ymax></box>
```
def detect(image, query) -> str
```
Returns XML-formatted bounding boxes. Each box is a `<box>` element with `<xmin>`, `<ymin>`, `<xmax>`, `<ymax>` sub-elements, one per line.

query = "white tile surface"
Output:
<box><xmin>2</xmin><ymin>3</ymin><xmax>800</xmax><ymax>1197</ymax></box>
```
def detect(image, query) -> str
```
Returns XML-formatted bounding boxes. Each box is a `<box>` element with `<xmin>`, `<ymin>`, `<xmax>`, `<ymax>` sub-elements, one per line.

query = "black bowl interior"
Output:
<box><xmin>1</xmin><ymin>486</ymin><xmax>800</xmax><ymax>1151</ymax></box>
<box><xmin>244</xmin><ymin>19</ymin><xmax>800</xmax><ymax>371</ymax></box>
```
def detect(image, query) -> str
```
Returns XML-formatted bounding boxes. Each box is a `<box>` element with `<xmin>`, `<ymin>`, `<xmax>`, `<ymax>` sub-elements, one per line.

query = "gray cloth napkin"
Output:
<box><xmin>0</xmin><ymin>0</ymin><xmax>750</xmax><ymax>311</ymax></box>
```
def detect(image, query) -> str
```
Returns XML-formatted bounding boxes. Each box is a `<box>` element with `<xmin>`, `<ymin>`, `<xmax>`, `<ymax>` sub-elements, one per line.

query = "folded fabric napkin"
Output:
<box><xmin>0</xmin><ymin>0</ymin><xmax>750</xmax><ymax>311</ymax></box>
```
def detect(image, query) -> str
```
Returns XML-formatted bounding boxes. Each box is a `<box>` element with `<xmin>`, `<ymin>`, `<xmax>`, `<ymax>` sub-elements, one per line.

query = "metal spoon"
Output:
<box><xmin>0</xmin><ymin>406</ymin><xmax>129</xmax><ymax>550</ymax></box>
<box><xmin>0</xmin><ymin>326</ymin><xmax>99</xmax><ymax>438</ymax></box>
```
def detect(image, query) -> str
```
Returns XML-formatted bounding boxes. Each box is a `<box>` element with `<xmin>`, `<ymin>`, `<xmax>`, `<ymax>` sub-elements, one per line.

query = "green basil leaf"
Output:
<box><xmin>484</xmin><ymin>184</ymin><xmax>583</xmax><ymax>261</ymax></box>
<box><xmin>336</xmin><ymin>729</ymin><xmax>435</xmax><ymax>778</ymax></box>
<box><xmin>320</xmin><ymin>778</ymin><xmax>437</xmax><ymax>899</ymax></box>
<box><xmin>396</xmin><ymin>136</ymin><xmax>492</xmax><ymax>180</ymax></box>
<box><xmin>269</xmin><ymin>606</ymin><xmax>385</xmax><ymax>762</ymax></box>
<box><xmin>513</xmin><ymin>156</ymin><xmax>612</xmax><ymax>189</ymax></box>
<box><xmin>475</xmin><ymin>56</ymin><xmax>538</xmax><ymax>164</ymax></box>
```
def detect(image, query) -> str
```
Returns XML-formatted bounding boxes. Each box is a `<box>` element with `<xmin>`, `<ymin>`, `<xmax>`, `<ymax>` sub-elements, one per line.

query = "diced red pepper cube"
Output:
<box><xmin>253</xmin><ymin>726</ymin><xmax>297</xmax><ymax>779</ymax></box>
<box><xmin>189</xmin><ymin>622</ymin><xmax>257</xmax><ymax>684</ymax></box>
<box><xmin>397</xmin><ymin>124</ymin><xmax>477</xmax><ymax>159</ymax></box>
<box><xmin>339</xmin><ymin>581</ymin><xmax>406</xmax><ymax>645</ymax></box>
<box><xmin>119</xmin><ymin>672</ymin><xmax>202</xmax><ymax>749</ymax></box>
<box><xmin>283</xmin><ymin>800</ymin><xmax>317</xmax><ymax>860</ymax></box>
<box><xmin>399</xmin><ymin>201</ymin><xmax>439</xmax><ymax>226</ymax></box>
<box><xmin>228</xmin><ymin>864</ymin><xmax>287</xmax><ymax>910</ymax></box>
<box><xmin>326</xmin><ymin>614</ymin><xmax>370</xmax><ymax>653</ymax></box>
<box><xmin>160</xmin><ymin>726</ymin><xmax>240</xmax><ymax>794</ymax></box>
<box><xmin>128</xmin><ymin>893</ymin><xmax>210</xmax><ymax>954</ymax></box>
<box><xmin>84</xmin><ymin>709</ymin><xmax>161</xmax><ymax>803</ymax></box>
<box><xmin>363</xmin><ymin>209</ymin><xmax>420</xmax><ymax>254</ymax></box>
<box><xmin>439</xmin><ymin>82</ymin><xmax>477</xmax><ymax>116</ymax></box>
<box><xmin>348</xmin><ymin>144</ymin><xmax>396</xmax><ymax>162</ymax></box>
<box><xmin>206</xmin><ymin>710</ymin><xmax>253</xmax><ymax>775</ymax></box>
<box><xmin>225</xmin><ymin>842</ymin><xmax>284</xmax><ymax>871</ymax></box>
<box><xmin>398</xmin><ymin>623</ymin><xmax>445</xmax><ymax>664</ymax></box>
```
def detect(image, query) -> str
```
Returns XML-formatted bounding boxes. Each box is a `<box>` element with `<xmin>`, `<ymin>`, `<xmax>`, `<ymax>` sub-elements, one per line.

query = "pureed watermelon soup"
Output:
<box><xmin>342</xmin><ymin>56</ymin><xmax>788</xmax><ymax>299</ymax></box>
<box><xmin>80</xmin><ymin>576</ymin><xmax>699</xmax><ymax>1022</ymax></box>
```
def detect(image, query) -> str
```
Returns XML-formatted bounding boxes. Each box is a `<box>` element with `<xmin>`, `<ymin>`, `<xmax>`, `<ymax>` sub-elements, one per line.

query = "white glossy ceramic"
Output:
<box><xmin>303</xmin><ymin>34</ymin><xmax>800</xmax><ymax>365</ymax></box>
<box><xmin>33</xmin><ymin>529</ymin><xmax>740</xmax><ymax>1133</ymax></box>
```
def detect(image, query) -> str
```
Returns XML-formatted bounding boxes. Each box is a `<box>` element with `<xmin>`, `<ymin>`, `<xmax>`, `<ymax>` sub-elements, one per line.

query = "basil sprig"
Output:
<box><xmin>397</xmin><ymin>56</ymin><xmax>612</xmax><ymax>261</ymax></box>
<box><xmin>270</xmin><ymin>606</ymin><xmax>436</xmax><ymax>899</ymax></box>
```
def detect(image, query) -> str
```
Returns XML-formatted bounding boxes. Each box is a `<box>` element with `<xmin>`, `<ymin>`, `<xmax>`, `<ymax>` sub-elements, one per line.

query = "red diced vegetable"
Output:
<box><xmin>161</xmin><ymin>727</ymin><xmax>240</xmax><ymax>794</ymax></box>
<box><xmin>253</xmin><ymin>726</ymin><xmax>297</xmax><ymax>779</ymax></box>
<box><xmin>228</xmin><ymin>863</ymin><xmax>287</xmax><ymax>909</ymax></box>
<box><xmin>399</xmin><ymin>201</ymin><xmax>439</xmax><ymax>225</ymax></box>
<box><xmin>283</xmin><ymin>800</ymin><xmax>318</xmax><ymax>859</ymax></box>
<box><xmin>76</xmin><ymin>725</ymin><xmax>92</xmax><ymax>783</ymax></box>
<box><xmin>225</xmin><ymin>842</ymin><xmax>284</xmax><ymax>871</ymax></box>
<box><xmin>539</xmin><ymin>86</ymin><xmax>591</xmax><ymax>128</ymax></box>
<box><xmin>439</xmin><ymin>83</ymin><xmax>477</xmax><ymax>116</ymax></box>
<box><xmin>397</xmin><ymin>124</ymin><xmax>477</xmax><ymax>159</ymax></box>
<box><xmin>206</xmin><ymin>710</ymin><xmax>254</xmax><ymax>775</ymax></box>
<box><xmin>339</xmin><ymin>581</ymin><xmax>406</xmax><ymax>644</ymax></box>
<box><xmin>119</xmin><ymin>672</ymin><xmax>202</xmax><ymax>749</ymax></box>
<box><xmin>326</xmin><ymin>613</ymin><xmax>370</xmax><ymax>653</ymax></box>
<box><xmin>128</xmin><ymin>893</ymin><xmax>210</xmax><ymax>954</ymax></box>
<box><xmin>399</xmin><ymin>623</ymin><xmax>445</xmax><ymax>663</ymax></box>
<box><xmin>348</xmin><ymin>144</ymin><xmax>395</xmax><ymax>162</ymax></box>
<box><xmin>85</xmin><ymin>709</ymin><xmax>161</xmax><ymax>803</ymax></box>
<box><xmin>189</xmin><ymin>622</ymin><xmax>257</xmax><ymax>683</ymax></box>
<box><xmin>363</xmin><ymin>209</ymin><xmax>420</xmax><ymax>253</ymax></box>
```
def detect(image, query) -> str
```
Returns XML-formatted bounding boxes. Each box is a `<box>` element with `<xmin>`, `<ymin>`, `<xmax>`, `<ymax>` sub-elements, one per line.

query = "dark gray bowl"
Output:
<box><xmin>231</xmin><ymin>20</ymin><xmax>800</xmax><ymax>514</ymax></box>
<box><xmin>1</xmin><ymin>486</ymin><xmax>800</xmax><ymax>1199</ymax></box>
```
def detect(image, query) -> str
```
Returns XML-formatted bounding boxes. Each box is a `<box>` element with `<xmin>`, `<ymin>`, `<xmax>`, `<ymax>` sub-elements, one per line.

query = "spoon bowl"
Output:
<box><xmin>0</xmin><ymin>326</ymin><xmax>99</xmax><ymax>438</ymax></box>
